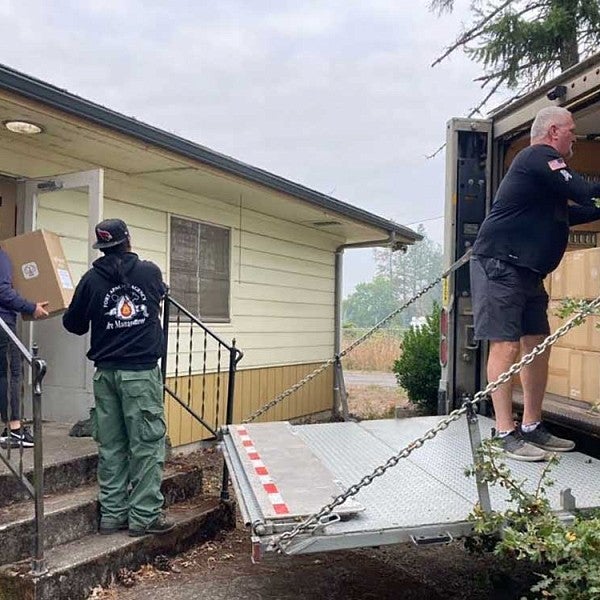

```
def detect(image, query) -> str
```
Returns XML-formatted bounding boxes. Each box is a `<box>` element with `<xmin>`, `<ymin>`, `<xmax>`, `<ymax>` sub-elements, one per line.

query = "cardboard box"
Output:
<box><xmin>550</xmin><ymin>258</ymin><xmax>566</xmax><ymax>300</ymax></box>
<box><xmin>546</xmin><ymin>347</ymin><xmax>570</xmax><ymax>397</ymax></box>
<box><xmin>568</xmin><ymin>350</ymin><xmax>600</xmax><ymax>405</ymax></box>
<box><xmin>552</xmin><ymin>247</ymin><xmax>600</xmax><ymax>300</ymax></box>
<box><xmin>548</xmin><ymin>300</ymin><xmax>600</xmax><ymax>351</ymax></box>
<box><xmin>0</xmin><ymin>230</ymin><xmax>75</xmax><ymax>318</ymax></box>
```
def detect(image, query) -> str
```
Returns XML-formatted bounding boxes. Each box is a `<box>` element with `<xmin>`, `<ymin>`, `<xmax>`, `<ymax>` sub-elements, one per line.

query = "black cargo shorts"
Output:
<box><xmin>470</xmin><ymin>255</ymin><xmax>550</xmax><ymax>342</ymax></box>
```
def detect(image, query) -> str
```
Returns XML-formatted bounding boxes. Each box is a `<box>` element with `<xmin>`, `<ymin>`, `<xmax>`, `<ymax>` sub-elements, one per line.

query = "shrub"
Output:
<box><xmin>393</xmin><ymin>302</ymin><xmax>440</xmax><ymax>415</ymax></box>
<box><xmin>468</xmin><ymin>441</ymin><xmax>600</xmax><ymax>600</ymax></box>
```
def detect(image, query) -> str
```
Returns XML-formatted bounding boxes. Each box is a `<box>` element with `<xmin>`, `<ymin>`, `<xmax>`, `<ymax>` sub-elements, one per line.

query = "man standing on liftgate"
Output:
<box><xmin>63</xmin><ymin>219</ymin><xmax>174</xmax><ymax>536</ymax></box>
<box><xmin>471</xmin><ymin>106</ymin><xmax>600</xmax><ymax>462</ymax></box>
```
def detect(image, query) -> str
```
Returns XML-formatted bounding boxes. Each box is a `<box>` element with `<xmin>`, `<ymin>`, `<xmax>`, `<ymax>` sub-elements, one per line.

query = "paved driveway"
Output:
<box><xmin>344</xmin><ymin>370</ymin><xmax>397</xmax><ymax>388</ymax></box>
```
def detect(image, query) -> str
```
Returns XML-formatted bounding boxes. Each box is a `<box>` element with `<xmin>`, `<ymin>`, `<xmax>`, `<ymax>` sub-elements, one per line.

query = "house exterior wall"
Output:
<box><xmin>33</xmin><ymin>170</ymin><xmax>339</xmax><ymax>436</ymax></box>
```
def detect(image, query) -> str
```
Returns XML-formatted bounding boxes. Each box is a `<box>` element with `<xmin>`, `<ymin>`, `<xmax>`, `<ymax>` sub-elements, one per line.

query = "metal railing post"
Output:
<box><xmin>161</xmin><ymin>293</ymin><xmax>170</xmax><ymax>386</ymax></box>
<box><xmin>31</xmin><ymin>344</ymin><xmax>47</xmax><ymax>576</ymax></box>
<box><xmin>333</xmin><ymin>356</ymin><xmax>349</xmax><ymax>421</ymax></box>
<box><xmin>221</xmin><ymin>340</ymin><xmax>239</xmax><ymax>502</ymax></box>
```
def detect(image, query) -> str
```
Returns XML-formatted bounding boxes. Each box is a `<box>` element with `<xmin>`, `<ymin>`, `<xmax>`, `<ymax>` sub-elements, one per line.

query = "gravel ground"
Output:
<box><xmin>344</xmin><ymin>370</ymin><xmax>398</xmax><ymax>389</ymax></box>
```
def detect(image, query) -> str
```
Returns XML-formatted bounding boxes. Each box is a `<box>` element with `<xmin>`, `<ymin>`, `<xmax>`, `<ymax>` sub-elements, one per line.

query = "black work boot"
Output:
<box><xmin>129</xmin><ymin>513</ymin><xmax>175</xmax><ymax>537</ymax></box>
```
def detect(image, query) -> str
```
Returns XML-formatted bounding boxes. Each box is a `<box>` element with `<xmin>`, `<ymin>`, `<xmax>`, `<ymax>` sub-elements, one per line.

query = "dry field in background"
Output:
<box><xmin>346</xmin><ymin>384</ymin><xmax>412</xmax><ymax>420</ymax></box>
<box><xmin>341</xmin><ymin>330</ymin><xmax>402</xmax><ymax>372</ymax></box>
<box><xmin>341</xmin><ymin>330</ymin><xmax>410</xmax><ymax>419</ymax></box>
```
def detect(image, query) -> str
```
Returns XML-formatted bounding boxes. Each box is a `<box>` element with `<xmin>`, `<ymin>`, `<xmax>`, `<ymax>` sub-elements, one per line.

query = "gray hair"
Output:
<box><xmin>530</xmin><ymin>106</ymin><xmax>572</xmax><ymax>141</ymax></box>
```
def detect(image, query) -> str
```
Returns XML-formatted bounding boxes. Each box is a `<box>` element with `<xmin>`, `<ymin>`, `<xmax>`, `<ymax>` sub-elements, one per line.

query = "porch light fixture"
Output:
<box><xmin>3</xmin><ymin>120</ymin><xmax>43</xmax><ymax>135</ymax></box>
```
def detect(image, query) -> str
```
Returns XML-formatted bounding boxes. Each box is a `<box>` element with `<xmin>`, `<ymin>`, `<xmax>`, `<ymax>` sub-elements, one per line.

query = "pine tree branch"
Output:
<box><xmin>467</xmin><ymin>78</ymin><xmax>505</xmax><ymax>117</ymax></box>
<box><xmin>431</xmin><ymin>0</ymin><xmax>519</xmax><ymax>68</ymax></box>
<box><xmin>426</xmin><ymin>79</ymin><xmax>518</xmax><ymax>159</ymax></box>
<box><xmin>428</xmin><ymin>0</ymin><xmax>456</xmax><ymax>16</ymax></box>
<box><xmin>425</xmin><ymin>142</ymin><xmax>446</xmax><ymax>160</ymax></box>
<box><xmin>474</xmin><ymin>61</ymin><xmax>536</xmax><ymax>86</ymax></box>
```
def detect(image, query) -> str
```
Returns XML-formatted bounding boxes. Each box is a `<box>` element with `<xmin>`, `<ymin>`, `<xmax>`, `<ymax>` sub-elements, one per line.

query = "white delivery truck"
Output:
<box><xmin>222</xmin><ymin>52</ymin><xmax>600</xmax><ymax>561</ymax></box>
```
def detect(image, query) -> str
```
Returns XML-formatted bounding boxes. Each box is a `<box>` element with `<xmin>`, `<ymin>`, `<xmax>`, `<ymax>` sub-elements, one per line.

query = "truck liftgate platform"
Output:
<box><xmin>221</xmin><ymin>416</ymin><xmax>600</xmax><ymax>560</ymax></box>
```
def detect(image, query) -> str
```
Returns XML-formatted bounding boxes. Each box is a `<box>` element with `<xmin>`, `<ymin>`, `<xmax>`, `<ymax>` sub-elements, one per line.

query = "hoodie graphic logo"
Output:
<box><xmin>103</xmin><ymin>285</ymin><xmax>149</xmax><ymax>330</ymax></box>
<box><xmin>117</xmin><ymin>296</ymin><xmax>135</xmax><ymax>319</ymax></box>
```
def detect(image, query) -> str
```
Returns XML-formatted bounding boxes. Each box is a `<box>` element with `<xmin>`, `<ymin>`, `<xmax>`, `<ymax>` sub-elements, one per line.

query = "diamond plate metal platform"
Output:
<box><xmin>221</xmin><ymin>415</ymin><xmax>600</xmax><ymax>559</ymax></box>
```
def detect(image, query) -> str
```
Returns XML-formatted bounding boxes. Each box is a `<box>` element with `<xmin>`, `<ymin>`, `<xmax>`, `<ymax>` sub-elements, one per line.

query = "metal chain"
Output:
<box><xmin>272</xmin><ymin>295</ymin><xmax>600</xmax><ymax>553</ymax></box>
<box><xmin>243</xmin><ymin>251</ymin><xmax>473</xmax><ymax>424</ymax></box>
<box><xmin>243</xmin><ymin>360</ymin><xmax>336</xmax><ymax>424</ymax></box>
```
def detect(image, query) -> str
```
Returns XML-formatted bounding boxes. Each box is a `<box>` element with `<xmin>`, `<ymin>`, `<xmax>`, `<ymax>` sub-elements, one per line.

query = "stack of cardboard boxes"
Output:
<box><xmin>547</xmin><ymin>246</ymin><xmax>600</xmax><ymax>405</ymax></box>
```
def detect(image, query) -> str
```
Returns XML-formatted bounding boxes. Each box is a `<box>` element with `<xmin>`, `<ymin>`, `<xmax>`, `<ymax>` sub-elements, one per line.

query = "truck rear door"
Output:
<box><xmin>438</xmin><ymin>119</ymin><xmax>493</xmax><ymax>414</ymax></box>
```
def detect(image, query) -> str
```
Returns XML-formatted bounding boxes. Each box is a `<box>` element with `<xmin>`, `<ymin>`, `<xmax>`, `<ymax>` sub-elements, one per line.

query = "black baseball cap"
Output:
<box><xmin>93</xmin><ymin>218</ymin><xmax>130</xmax><ymax>250</ymax></box>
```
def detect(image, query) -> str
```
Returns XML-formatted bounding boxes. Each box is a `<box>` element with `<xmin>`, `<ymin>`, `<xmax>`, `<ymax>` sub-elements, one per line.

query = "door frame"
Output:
<box><xmin>21</xmin><ymin>169</ymin><xmax>104</xmax><ymax>269</ymax></box>
<box><xmin>18</xmin><ymin>169</ymin><xmax>103</xmax><ymax>403</ymax></box>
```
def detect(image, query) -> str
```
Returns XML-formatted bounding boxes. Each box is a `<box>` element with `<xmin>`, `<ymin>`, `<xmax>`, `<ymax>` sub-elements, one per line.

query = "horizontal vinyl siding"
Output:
<box><xmin>240</xmin><ymin>265</ymin><xmax>333</xmax><ymax>292</ymax></box>
<box><xmin>37</xmin><ymin>171</ymin><xmax>337</xmax><ymax>373</ymax></box>
<box><xmin>104</xmin><ymin>198</ymin><xmax>167</xmax><ymax>274</ymax></box>
<box><xmin>240</xmin><ymin>230</ymin><xmax>333</xmax><ymax>265</ymax></box>
<box><xmin>241</xmin><ymin>247</ymin><xmax>332</xmax><ymax>278</ymax></box>
<box><xmin>234</xmin><ymin>299</ymin><xmax>334</xmax><ymax>318</ymax></box>
<box><xmin>229</xmin><ymin>208</ymin><xmax>335</xmax><ymax>368</ymax></box>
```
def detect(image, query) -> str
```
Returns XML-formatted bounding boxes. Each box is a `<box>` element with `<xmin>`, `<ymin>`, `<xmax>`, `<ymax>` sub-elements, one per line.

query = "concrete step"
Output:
<box><xmin>0</xmin><ymin>464</ymin><xmax>203</xmax><ymax>566</ymax></box>
<box><xmin>0</xmin><ymin>424</ymin><xmax>98</xmax><ymax>508</ymax></box>
<box><xmin>0</xmin><ymin>498</ymin><xmax>235</xmax><ymax>600</ymax></box>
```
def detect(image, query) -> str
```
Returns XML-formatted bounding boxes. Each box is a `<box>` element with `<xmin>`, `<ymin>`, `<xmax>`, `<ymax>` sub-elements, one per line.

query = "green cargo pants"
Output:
<box><xmin>91</xmin><ymin>366</ymin><xmax>166</xmax><ymax>530</ymax></box>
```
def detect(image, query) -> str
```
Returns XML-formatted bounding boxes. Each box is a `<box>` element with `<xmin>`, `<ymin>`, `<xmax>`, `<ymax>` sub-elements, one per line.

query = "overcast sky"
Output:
<box><xmin>1</xmin><ymin>0</ymin><xmax>487</xmax><ymax>295</ymax></box>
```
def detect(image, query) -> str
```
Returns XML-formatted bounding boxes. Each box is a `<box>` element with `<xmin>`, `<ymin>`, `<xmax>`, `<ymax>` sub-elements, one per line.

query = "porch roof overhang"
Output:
<box><xmin>0</xmin><ymin>63</ymin><xmax>421</xmax><ymax>248</ymax></box>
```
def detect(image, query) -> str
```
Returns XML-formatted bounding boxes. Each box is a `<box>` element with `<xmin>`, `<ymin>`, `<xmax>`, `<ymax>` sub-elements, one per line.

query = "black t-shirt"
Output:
<box><xmin>473</xmin><ymin>144</ymin><xmax>600</xmax><ymax>276</ymax></box>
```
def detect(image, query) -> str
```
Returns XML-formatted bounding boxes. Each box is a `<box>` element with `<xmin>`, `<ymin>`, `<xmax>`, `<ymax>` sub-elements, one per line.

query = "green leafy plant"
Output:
<box><xmin>554</xmin><ymin>297</ymin><xmax>597</xmax><ymax>320</ymax></box>
<box><xmin>393</xmin><ymin>302</ymin><xmax>440</xmax><ymax>415</ymax></box>
<box><xmin>467</xmin><ymin>440</ymin><xmax>600</xmax><ymax>599</ymax></box>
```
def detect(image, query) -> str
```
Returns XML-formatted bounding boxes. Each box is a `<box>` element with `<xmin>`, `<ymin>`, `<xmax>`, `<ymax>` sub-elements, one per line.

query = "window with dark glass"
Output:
<box><xmin>169</xmin><ymin>215</ymin><xmax>230</xmax><ymax>321</ymax></box>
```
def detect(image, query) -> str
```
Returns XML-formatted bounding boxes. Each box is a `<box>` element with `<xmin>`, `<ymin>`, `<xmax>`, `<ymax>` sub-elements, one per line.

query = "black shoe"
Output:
<box><xmin>129</xmin><ymin>514</ymin><xmax>175</xmax><ymax>537</ymax></box>
<box><xmin>12</xmin><ymin>426</ymin><xmax>34</xmax><ymax>447</ymax></box>
<box><xmin>99</xmin><ymin>521</ymin><xmax>128</xmax><ymax>535</ymax></box>
<box><xmin>497</xmin><ymin>429</ymin><xmax>549</xmax><ymax>462</ymax></box>
<box><xmin>0</xmin><ymin>429</ymin><xmax>20</xmax><ymax>449</ymax></box>
<box><xmin>520</xmin><ymin>422</ymin><xmax>575</xmax><ymax>452</ymax></box>
<box><xmin>0</xmin><ymin>427</ymin><xmax>34</xmax><ymax>448</ymax></box>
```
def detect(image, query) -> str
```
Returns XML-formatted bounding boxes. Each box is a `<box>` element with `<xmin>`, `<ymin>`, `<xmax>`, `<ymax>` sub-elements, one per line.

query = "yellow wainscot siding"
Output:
<box><xmin>165</xmin><ymin>362</ymin><xmax>334</xmax><ymax>446</ymax></box>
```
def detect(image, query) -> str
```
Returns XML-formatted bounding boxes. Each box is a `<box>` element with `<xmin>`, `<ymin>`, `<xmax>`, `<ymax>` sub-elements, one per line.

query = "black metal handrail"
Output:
<box><xmin>0</xmin><ymin>317</ymin><xmax>47</xmax><ymax>575</ymax></box>
<box><xmin>161</xmin><ymin>294</ymin><xmax>243</xmax><ymax>500</ymax></box>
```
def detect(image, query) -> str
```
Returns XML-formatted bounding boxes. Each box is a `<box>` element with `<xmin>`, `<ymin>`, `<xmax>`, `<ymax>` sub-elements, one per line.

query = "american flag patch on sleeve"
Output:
<box><xmin>548</xmin><ymin>158</ymin><xmax>567</xmax><ymax>170</ymax></box>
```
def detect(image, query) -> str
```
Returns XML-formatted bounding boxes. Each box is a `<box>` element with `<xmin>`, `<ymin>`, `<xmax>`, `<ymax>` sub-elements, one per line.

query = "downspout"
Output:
<box><xmin>332</xmin><ymin>232</ymin><xmax>406</xmax><ymax>419</ymax></box>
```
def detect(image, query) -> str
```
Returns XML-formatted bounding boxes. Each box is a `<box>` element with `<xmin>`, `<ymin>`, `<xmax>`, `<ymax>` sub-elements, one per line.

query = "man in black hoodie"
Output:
<box><xmin>63</xmin><ymin>218</ymin><xmax>174</xmax><ymax>537</ymax></box>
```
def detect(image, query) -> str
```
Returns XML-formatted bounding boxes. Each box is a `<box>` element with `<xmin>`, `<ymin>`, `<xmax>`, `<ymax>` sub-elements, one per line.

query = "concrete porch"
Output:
<box><xmin>0</xmin><ymin>422</ymin><xmax>234</xmax><ymax>600</ymax></box>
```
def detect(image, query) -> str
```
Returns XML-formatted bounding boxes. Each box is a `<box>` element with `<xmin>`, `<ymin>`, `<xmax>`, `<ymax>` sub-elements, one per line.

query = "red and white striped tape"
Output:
<box><xmin>236</xmin><ymin>426</ymin><xmax>290</xmax><ymax>515</ymax></box>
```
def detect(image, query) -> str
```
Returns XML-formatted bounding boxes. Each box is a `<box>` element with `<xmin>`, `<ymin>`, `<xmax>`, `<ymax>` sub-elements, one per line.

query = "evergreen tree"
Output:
<box><xmin>431</xmin><ymin>1</ymin><xmax>600</xmax><ymax>113</ymax></box>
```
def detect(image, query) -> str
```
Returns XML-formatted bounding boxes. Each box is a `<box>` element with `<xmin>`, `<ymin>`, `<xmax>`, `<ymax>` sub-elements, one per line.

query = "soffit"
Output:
<box><xmin>0</xmin><ymin>91</ymin><xmax>402</xmax><ymax>245</ymax></box>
